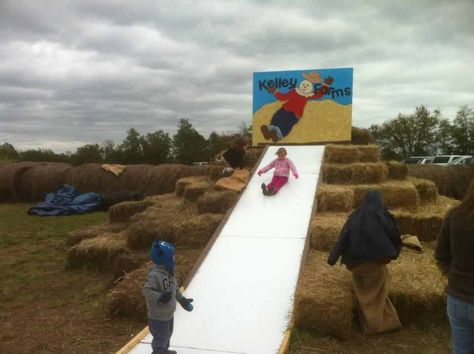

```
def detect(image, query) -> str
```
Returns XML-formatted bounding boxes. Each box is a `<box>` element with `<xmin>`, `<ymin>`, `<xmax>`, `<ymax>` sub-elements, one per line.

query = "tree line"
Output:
<box><xmin>0</xmin><ymin>119</ymin><xmax>252</xmax><ymax>165</ymax></box>
<box><xmin>370</xmin><ymin>105</ymin><xmax>473</xmax><ymax>160</ymax></box>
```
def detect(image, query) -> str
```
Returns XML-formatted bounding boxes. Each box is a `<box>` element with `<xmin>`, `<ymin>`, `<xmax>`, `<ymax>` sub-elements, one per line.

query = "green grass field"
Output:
<box><xmin>0</xmin><ymin>203</ymin><xmax>145</xmax><ymax>354</ymax></box>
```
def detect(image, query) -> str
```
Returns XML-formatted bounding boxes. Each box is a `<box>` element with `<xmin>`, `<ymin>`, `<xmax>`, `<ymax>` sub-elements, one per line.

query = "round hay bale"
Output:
<box><xmin>385</xmin><ymin>161</ymin><xmax>408</xmax><ymax>180</ymax></box>
<box><xmin>389</xmin><ymin>248</ymin><xmax>447</xmax><ymax>325</ymax></box>
<box><xmin>100</xmin><ymin>164</ymin><xmax>154</xmax><ymax>194</ymax></box>
<box><xmin>294</xmin><ymin>250</ymin><xmax>353</xmax><ymax>338</ymax></box>
<box><xmin>317</xmin><ymin>185</ymin><xmax>353</xmax><ymax>212</ymax></box>
<box><xmin>197</xmin><ymin>190</ymin><xmax>237</xmax><ymax>214</ymax></box>
<box><xmin>63</xmin><ymin>163</ymin><xmax>107</xmax><ymax>194</ymax></box>
<box><xmin>144</xmin><ymin>164</ymin><xmax>195</xmax><ymax>196</ymax></box>
<box><xmin>16</xmin><ymin>162</ymin><xmax>72</xmax><ymax>201</ymax></box>
<box><xmin>0</xmin><ymin>162</ymin><xmax>38</xmax><ymax>201</ymax></box>
<box><xmin>108</xmin><ymin>248</ymin><xmax>203</xmax><ymax>319</ymax></box>
<box><xmin>310</xmin><ymin>213</ymin><xmax>348</xmax><ymax>251</ymax></box>
<box><xmin>108</xmin><ymin>200</ymin><xmax>154</xmax><ymax>223</ymax></box>
<box><xmin>65</xmin><ymin>225</ymin><xmax>108</xmax><ymax>247</ymax></box>
<box><xmin>351</xmin><ymin>127</ymin><xmax>375</xmax><ymax>145</ymax></box>
<box><xmin>410</xmin><ymin>178</ymin><xmax>438</xmax><ymax>204</ymax></box>
<box><xmin>66</xmin><ymin>233</ymin><xmax>129</xmax><ymax>270</ymax></box>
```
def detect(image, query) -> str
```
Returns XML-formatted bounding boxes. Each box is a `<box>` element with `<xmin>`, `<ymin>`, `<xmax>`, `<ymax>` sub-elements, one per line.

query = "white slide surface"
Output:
<box><xmin>129</xmin><ymin>145</ymin><xmax>325</xmax><ymax>354</ymax></box>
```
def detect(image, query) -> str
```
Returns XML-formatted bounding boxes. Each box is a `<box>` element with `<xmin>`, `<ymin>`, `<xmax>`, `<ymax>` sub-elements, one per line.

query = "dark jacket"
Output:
<box><xmin>223</xmin><ymin>147</ymin><xmax>245</xmax><ymax>169</ymax></box>
<box><xmin>435</xmin><ymin>208</ymin><xmax>474</xmax><ymax>302</ymax></box>
<box><xmin>328</xmin><ymin>191</ymin><xmax>401</xmax><ymax>268</ymax></box>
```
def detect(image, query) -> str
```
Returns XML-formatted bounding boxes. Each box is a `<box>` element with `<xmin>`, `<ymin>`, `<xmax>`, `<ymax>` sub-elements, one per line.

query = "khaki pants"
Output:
<box><xmin>351</xmin><ymin>262</ymin><xmax>401</xmax><ymax>334</ymax></box>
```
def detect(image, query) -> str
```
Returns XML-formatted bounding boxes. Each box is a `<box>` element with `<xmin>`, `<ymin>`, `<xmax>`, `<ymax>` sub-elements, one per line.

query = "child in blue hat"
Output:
<box><xmin>143</xmin><ymin>241</ymin><xmax>194</xmax><ymax>354</ymax></box>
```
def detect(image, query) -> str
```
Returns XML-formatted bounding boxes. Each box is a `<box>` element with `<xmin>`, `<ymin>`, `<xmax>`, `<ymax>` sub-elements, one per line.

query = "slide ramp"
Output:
<box><xmin>128</xmin><ymin>145</ymin><xmax>325</xmax><ymax>354</ymax></box>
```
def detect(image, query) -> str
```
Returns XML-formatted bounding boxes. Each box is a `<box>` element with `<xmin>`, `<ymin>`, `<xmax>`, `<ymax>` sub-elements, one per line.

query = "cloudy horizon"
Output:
<box><xmin>1</xmin><ymin>0</ymin><xmax>473</xmax><ymax>153</ymax></box>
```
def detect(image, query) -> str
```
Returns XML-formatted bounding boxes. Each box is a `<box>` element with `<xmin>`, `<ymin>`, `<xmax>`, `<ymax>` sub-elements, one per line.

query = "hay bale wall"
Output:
<box><xmin>108</xmin><ymin>248</ymin><xmax>203</xmax><ymax>319</ymax></box>
<box><xmin>143</xmin><ymin>164</ymin><xmax>198</xmax><ymax>196</ymax></box>
<box><xmin>197</xmin><ymin>190</ymin><xmax>237</xmax><ymax>214</ymax></box>
<box><xmin>389</xmin><ymin>248</ymin><xmax>447</xmax><ymax>324</ymax></box>
<box><xmin>409</xmin><ymin>177</ymin><xmax>438</xmax><ymax>204</ymax></box>
<box><xmin>0</xmin><ymin>162</ymin><xmax>38</xmax><ymax>201</ymax></box>
<box><xmin>324</xmin><ymin>145</ymin><xmax>380</xmax><ymax>164</ymax></box>
<box><xmin>294</xmin><ymin>251</ymin><xmax>354</xmax><ymax>338</ymax></box>
<box><xmin>323</xmin><ymin>163</ymin><xmax>388</xmax><ymax>185</ymax></box>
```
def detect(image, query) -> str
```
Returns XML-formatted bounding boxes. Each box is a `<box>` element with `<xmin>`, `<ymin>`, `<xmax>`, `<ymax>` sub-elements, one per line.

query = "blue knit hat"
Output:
<box><xmin>150</xmin><ymin>240</ymin><xmax>175</xmax><ymax>273</ymax></box>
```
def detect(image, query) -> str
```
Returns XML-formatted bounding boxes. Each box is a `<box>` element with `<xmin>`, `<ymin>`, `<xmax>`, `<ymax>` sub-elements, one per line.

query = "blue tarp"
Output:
<box><xmin>27</xmin><ymin>184</ymin><xmax>101</xmax><ymax>216</ymax></box>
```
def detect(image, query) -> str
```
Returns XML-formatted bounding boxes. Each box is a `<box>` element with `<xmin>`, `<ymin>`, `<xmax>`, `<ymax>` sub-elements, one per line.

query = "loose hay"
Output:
<box><xmin>108</xmin><ymin>200</ymin><xmax>154</xmax><ymax>223</ymax></box>
<box><xmin>409</xmin><ymin>177</ymin><xmax>438</xmax><ymax>204</ymax></box>
<box><xmin>324</xmin><ymin>145</ymin><xmax>380</xmax><ymax>164</ymax></box>
<box><xmin>108</xmin><ymin>248</ymin><xmax>203</xmax><ymax>319</ymax></box>
<box><xmin>388</xmin><ymin>248</ymin><xmax>447</xmax><ymax>325</ymax></box>
<box><xmin>316</xmin><ymin>185</ymin><xmax>353</xmax><ymax>212</ymax></box>
<box><xmin>385</xmin><ymin>161</ymin><xmax>408</xmax><ymax>180</ymax></box>
<box><xmin>323</xmin><ymin>163</ymin><xmax>388</xmax><ymax>185</ymax></box>
<box><xmin>294</xmin><ymin>250</ymin><xmax>354</xmax><ymax>338</ymax></box>
<box><xmin>310</xmin><ymin>213</ymin><xmax>348</xmax><ymax>251</ymax></box>
<box><xmin>196</xmin><ymin>190</ymin><xmax>237</xmax><ymax>214</ymax></box>
<box><xmin>67</xmin><ymin>233</ymin><xmax>129</xmax><ymax>270</ymax></box>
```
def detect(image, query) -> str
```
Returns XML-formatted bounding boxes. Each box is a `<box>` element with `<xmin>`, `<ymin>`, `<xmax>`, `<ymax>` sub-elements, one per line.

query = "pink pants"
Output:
<box><xmin>267</xmin><ymin>175</ymin><xmax>288</xmax><ymax>193</ymax></box>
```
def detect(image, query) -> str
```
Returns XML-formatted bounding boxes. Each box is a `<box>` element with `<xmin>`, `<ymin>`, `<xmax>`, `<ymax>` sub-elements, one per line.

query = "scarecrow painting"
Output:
<box><xmin>252</xmin><ymin>68</ymin><xmax>353</xmax><ymax>145</ymax></box>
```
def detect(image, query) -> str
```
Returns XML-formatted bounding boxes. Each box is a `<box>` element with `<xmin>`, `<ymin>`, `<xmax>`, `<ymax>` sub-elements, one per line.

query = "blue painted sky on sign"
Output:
<box><xmin>253</xmin><ymin>68</ymin><xmax>353</xmax><ymax>113</ymax></box>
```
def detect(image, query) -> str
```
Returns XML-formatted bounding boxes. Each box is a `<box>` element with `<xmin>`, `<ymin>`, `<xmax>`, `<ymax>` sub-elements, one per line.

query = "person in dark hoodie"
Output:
<box><xmin>143</xmin><ymin>241</ymin><xmax>194</xmax><ymax>354</ymax></box>
<box><xmin>328</xmin><ymin>190</ymin><xmax>402</xmax><ymax>334</ymax></box>
<box><xmin>435</xmin><ymin>178</ymin><xmax>474</xmax><ymax>354</ymax></box>
<box><xmin>217</xmin><ymin>136</ymin><xmax>249</xmax><ymax>176</ymax></box>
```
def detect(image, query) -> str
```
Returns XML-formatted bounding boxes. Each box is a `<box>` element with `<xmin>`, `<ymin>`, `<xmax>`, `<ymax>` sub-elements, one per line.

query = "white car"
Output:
<box><xmin>403</xmin><ymin>156</ymin><xmax>433</xmax><ymax>164</ymax></box>
<box><xmin>452</xmin><ymin>156</ymin><xmax>473</xmax><ymax>165</ymax></box>
<box><xmin>431</xmin><ymin>155</ymin><xmax>465</xmax><ymax>166</ymax></box>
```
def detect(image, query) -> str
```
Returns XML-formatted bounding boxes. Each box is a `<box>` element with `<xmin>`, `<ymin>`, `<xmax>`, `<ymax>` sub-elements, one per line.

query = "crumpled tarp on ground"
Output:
<box><xmin>215</xmin><ymin>169</ymin><xmax>250</xmax><ymax>193</ymax></box>
<box><xmin>27</xmin><ymin>184</ymin><xmax>101</xmax><ymax>216</ymax></box>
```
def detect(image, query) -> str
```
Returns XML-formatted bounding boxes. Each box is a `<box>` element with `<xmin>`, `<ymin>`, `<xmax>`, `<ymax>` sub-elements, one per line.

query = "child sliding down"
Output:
<box><xmin>258</xmin><ymin>147</ymin><xmax>298</xmax><ymax>196</ymax></box>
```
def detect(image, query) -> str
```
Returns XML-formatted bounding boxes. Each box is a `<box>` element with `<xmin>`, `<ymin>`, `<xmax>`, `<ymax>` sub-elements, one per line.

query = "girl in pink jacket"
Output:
<box><xmin>258</xmin><ymin>147</ymin><xmax>299</xmax><ymax>196</ymax></box>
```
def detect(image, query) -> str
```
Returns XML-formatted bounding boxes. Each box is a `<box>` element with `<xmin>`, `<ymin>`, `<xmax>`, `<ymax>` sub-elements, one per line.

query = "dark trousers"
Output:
<box><xmin>148</xmin><ymin>318</ymin><xmax>174</xmax><ymax>354</ymax></box>
<box><xmin>270</xmin><ymin>108</ymin><xmax>299</xmax><ymax>138</ymax></box>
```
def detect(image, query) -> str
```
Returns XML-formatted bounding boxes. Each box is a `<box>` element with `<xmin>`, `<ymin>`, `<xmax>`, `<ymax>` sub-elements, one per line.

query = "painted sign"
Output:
<box><xmin>252</xmin><ymin>68</ymin><xmax>353</xmax><ymax>144</ymax></box>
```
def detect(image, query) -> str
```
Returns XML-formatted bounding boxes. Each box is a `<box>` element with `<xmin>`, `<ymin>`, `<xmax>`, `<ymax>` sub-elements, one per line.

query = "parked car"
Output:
<box><xmin>431</xmin><ymin>155</ymin><xmax>465</xmax><ymax>166</ymax></box>
<box><xmin>453</xmin><ymin>156</ymin><xmax>474</xmax><ymax>165</ymax></box>
<box><xmin>419</xmin><ymin>156</ymin><xmax>435</xmax><ymax>164</ymax></box>
<box><xmin>403</xmin><ymin>156</ymin><xmax>433</xmax><ymax>164</ymax></box>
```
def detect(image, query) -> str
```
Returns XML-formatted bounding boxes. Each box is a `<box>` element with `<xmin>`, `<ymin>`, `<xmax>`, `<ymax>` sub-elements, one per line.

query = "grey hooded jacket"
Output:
<box><xmin>143</xmin><ymin>264</ymin><xmax>184</xmax><ymax>321</ymax></box>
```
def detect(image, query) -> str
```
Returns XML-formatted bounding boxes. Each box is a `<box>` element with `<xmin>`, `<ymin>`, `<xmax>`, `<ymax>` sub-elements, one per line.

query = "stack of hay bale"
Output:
<box><xmin>294</xmin><ymin>144</ymin><xmax>459</xmax><ymax>338</ymax></box>
<box><xmin>65</xmin><ymin>172</ymin><xmax>240</xmax><ymax>319</ymax></box>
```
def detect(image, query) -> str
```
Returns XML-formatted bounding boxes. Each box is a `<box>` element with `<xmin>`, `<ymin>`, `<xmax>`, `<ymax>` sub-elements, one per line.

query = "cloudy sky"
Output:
<box><xmin>1</xmin><ymin>0</ymin><xmax>473</xmax><ymax>152</ymax></box>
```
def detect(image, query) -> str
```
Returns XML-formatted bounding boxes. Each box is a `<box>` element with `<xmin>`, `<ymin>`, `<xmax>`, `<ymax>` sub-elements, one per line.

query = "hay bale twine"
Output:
<box><xmin>389</xmin><ymin>248</ymin><xmax>447</xmax><ymax>325</ymax></box>
<box><xmin>108</xmin><ymin>248</ymin><xmax>203</xmax><ymax>319</ymax></box>
<box><xmin>294</xmin><ymin>251</ymin><xmax>353</xmax><ymax>338</ymax></box>
<box><xmin>0</xmin><ymin>162</ymin><xmax>38</xmax><ymax>201</ymax></box>
<box><xmin>316</xmin><ymin>185</ymin><xmax>353</xmax><ymax>212</ymax></box>
<box><xmin>67</xmin><ymin>233</ymin><xmax>129</xmax><ymax>270</ymax></box>
<box><xmin>144</xmin><ymin>164</ymin><xmax>195</xmax><ymax>196</ymax></box>
<box><xmin>16</xmin><ymin>162</ymin><xmax>72</xmax><ymax>201</ymax></box>
<box><xmin>108</xmin><ymin>200</ymin><xmax>154</xmax><ymax>223</ymax></box>
<box><xmin>196</xmin><ymin>190</ymin><xmax>237</xmax><ymax>214</ymax></box>
<box><xmin>310</xmin><ymin>213</ymin><xmax>347</xmax><ymax>251</ymax></box>
<box><xmin>410</xmin><ymin>178</ymin><xmax>438</xmax><ymax>204</ymax></box>
<box><xmin>385</xmin><ymin>161</ymin><xmax>408</xmax><ymax>180</ymax></box>
<box><xmin>323</xmin><ymin>163</ymin><xmax>387</xmax><ymax>185</ymax></box>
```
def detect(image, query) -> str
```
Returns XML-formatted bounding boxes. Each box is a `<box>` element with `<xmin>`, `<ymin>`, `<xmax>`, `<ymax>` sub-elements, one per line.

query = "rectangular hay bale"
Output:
<box><xmin>294</xmin><ymin>251</ymin><xmax>354</xmax><ymax>338</ymax></box>
<box><xmin>323</xmin><ymin>163</ymin><xmax>387</xmax><ymax>185</ymax></box>
<box><xmin>352</xmin><ymin>182</ymin><xmax>419</xmax><ymax>211</ymax></box>
<box><xmin>316</xmin><ymin>184</ymin><xmax>354</xmax><ymax>212</ymax></box>
<box><xmin>310</xmin><ymin>213</ymin><xmax>348</xmax><ymax>251</ymax></box>
<box><xmin>385</xmin><ymin>161</ymin><xmax>409</xmax><ymax>180</ymax></box>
